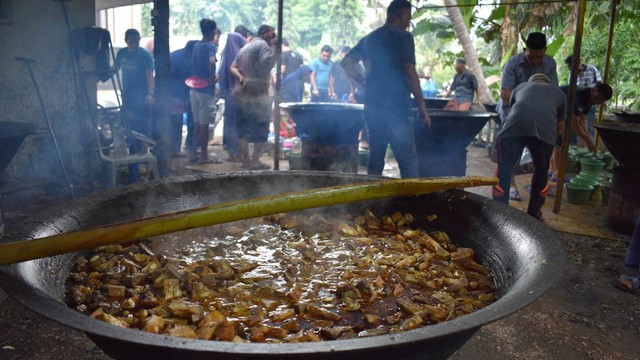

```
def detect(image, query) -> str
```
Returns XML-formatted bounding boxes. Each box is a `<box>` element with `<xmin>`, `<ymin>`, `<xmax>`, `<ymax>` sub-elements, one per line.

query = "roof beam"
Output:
<box><xmin>95</xmin><ymin>0</ymin><xmax>150</xmax><ymax>11</ymax></box>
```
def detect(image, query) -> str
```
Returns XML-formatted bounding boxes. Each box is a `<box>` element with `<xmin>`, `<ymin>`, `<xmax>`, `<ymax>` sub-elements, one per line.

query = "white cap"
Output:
<box><xmin>528</xmin><ymin>73</ymin><xmax>551</xmax><ymax>83</ymax></box>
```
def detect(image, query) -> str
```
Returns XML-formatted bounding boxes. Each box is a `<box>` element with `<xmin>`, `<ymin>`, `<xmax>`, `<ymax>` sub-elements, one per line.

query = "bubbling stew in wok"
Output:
<box><xmin>66</xmin><ymin>210</ymin><xmax>496</xmax><ymax>343</ymax></box>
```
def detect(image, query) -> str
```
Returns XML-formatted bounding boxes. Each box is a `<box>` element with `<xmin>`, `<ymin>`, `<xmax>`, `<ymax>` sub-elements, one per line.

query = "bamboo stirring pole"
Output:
<box><xmin>0</xmin><ymin>177</ymin><xmax>496</xmax><ymax>266</ymax></box>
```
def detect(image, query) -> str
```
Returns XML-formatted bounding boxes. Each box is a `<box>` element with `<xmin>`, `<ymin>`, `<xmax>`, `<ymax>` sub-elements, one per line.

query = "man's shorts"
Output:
<box><xmin>189</xmin><ymin>90</ymin><xmax>217</xmax><ymax>125</ymax></box>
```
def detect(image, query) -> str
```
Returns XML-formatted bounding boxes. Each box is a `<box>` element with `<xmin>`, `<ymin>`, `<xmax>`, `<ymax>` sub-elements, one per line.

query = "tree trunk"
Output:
<box><xmin>500</xmin><ymin>2</ymin><xmax>519</xmax><ymax>59</ymax></box>
<box><xmin>443</xmin><ymin>0</ymin><xmax>494</xmax><ymax>104</ymax></box>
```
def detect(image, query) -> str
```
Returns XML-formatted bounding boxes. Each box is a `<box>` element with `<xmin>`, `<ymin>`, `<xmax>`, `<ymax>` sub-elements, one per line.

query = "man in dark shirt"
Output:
<box><xmin>565</xmin><ymin>55</ymin><xmax>603</xmax><ymax>138</ymax></box>
<box><xmin>329</xmin><ymin>46</ymin><xmax>355</xmax><ymax>102</ymax></box>
<box><xmin>189</xmin><ymin>19</ymin><xmax>220</xmax><ymax>164</ymax></box>
<box><xmin>170</xmin><ymin>40</ymin><xmax>197</xmax><ymax>155</ymax></box>
<box><xmin>280</xmin><ymin>38</ymin><xmax>303</xmax><ymax>80</ymax></box>
<box><xmin>568</xmin><ymin>83</ymin><xmax>613</xmax><ymax>151</ymax></box>
<box><xmin>342</xmin><ymin>0</ymin><xmax>429</xmax><ymax>178</ymax></box>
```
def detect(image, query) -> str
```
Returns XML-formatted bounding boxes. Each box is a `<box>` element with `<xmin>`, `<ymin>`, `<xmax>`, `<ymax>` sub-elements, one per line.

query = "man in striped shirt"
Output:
<box><xmin>565</xmin><ymin>55</ymin><xmax>603</xmax><ymax>137</ymax></box>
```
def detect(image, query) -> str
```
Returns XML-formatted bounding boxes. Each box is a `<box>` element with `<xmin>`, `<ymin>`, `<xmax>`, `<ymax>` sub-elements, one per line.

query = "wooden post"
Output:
<box><xmin>272</xmin><ymin>0</ymin><xmax>284</xmax><ymax>170</ymax></box>
<box><xmin>594</xmin><ymin>0</ymin><xmax>619</xmax><ymax>150</ymax></box>
<box><xmin>152</xmin><ymin>0</ymin><xmax>172</xmax><ymax>177</ymax></box>
<box><xmin>553</xmin><ymin>0</ymin><xmax>587</xmax><ymax>214</ymax></box>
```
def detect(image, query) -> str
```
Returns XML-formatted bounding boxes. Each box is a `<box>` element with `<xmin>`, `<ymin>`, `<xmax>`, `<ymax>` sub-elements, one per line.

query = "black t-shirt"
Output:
<box><xmin>330</xmin><ymin>60</ymin><xmax>352</xmax><ymax>97</ymax></box>
<box><xmin>561</xmin><ymin>85</ymin><xmax>592</xmax><ymax>116</ymax></box>
<box><xmin>281</xmin><ymin>50</ymin><xmax>303</xmax><ymax>79</ymax></box>
<box><xmin>347</xmin><ymin>25</ymin><xmax>416</xmax><ymax>112</ymax></box>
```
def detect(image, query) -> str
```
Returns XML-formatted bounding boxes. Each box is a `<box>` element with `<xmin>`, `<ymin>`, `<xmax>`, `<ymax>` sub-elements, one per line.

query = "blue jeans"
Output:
<box><xmin>311</xmin><ymin>90</ymin><xmax>331</xmax><ymax>102</ymax></box>
<box><xmin>365</xmin><ymin>108</ymin><xmax>418</xmax><ymax>179</ymax></box>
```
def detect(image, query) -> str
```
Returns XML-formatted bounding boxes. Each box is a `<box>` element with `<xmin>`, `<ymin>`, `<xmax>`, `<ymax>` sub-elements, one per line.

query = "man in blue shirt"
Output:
<box><xmin>115</xmin><ymin>28</ymin><xmax>154</xmax><ymax>138</ymax></box>
<box><xmin>169</xmin><ymin>40</ymin><xmax>197</xmax><ymax>156</ymax></box>
<box><xmin>115</xmin><ymin>28</ymin><xmax>154</xmax><ymax>183</ymax></box>
<box><xmin>309</xmin><ymin>45</ymin><xmax>334</xmax><ymax>102</ymax></box>
<box><xmin>342</xmin><ymin>0</ymin><xmax>430</xmax><ymax>178</ymax></box>
<box><xmin>189</xmin><ymin>19</ymin><xmax>220</xmax><ymax>164</ymax></box>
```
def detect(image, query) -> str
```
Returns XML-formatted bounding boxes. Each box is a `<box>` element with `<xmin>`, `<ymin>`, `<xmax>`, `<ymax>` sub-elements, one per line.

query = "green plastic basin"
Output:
<box><xmin>566</xmin><ymin>158</ymin><xmax>579</xmax><ymax>173</ymax></box>
<box><xmin>576</xmin><ymin>173</ymin><xmax>604</xmax><ymax>184</ymax></box>
<box><xmin>579</xmin><ymin>158</ymin><xmax>606</xmax><ymax>175</ymax></box>
<box><xmin>565</xmin><ymin>182</ymin><xmax>594</xmax><ymax>205</ymax></box>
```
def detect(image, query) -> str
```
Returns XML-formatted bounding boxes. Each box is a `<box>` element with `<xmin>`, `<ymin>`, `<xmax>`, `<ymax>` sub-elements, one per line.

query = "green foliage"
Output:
<box><xmin>141</xmin><ymin>3</ymin><xmax>153</xmax><ymax>36</ymax></box>
<box><xmin>414</xmin><ymin>14</ymin><xmax>454</xmax><ymax>40</ymax></box>
<box><xmin>135</xmin><ymin>0</ymin><xmax>640</xmax><ymax>110</ymax></box>
<box><xmin>545</xmin><ymin>35</ymin><xmax>565</xmax><ymax>58</ymax></box>
<box><xmin>291</xmin><ymin>0</ymin><xmax>330</xmax><ymax>47</ymax></box>
<box><xmin>575</xmin><ymin>16</ymin><xmax>640</xmax><ymax>110</ymax></box>
<box><xmin>455</xmin><ymin>0</ymin><xmax>478</xmax><ymax>29</ymax></box>
<box><xmin>327</xmin><ymin>0</ymin><xmax>365</xmax><ymax>48</ymax></box>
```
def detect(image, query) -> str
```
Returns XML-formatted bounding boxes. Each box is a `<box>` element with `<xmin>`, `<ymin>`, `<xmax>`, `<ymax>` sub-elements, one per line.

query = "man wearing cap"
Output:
<box><xmin>499</xmin><ymin>32</ymin><xmax>558</xmax><ymax>119</ymax></box>
<box><xmin>444</xmin><ymin>58</ymin><xmax>478</xmax><ymax>111</ymax></box>
<box><xmin>341</xmin><ymin>0</ymin><xmax>430</xmax><ymax>178</ymax></box>
<box><xmin>498</xmin><ymin>32</ymin><xmax>558</xmax><ymax>200</ymax></box>
<box><xmin>493</xmin><ymin>74</ymin><xmax>566</xmax><ymax>221</ymax></box>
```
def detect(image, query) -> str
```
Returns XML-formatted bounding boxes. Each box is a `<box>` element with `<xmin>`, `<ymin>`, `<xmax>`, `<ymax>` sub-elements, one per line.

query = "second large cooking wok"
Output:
<box><xmin>0</xmin><ymin>172</ymin><xmax>565</xmax><ymax>360</ymax></box>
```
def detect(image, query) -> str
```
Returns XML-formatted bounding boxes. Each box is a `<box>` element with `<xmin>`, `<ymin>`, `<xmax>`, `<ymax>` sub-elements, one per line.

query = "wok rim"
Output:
<box><xmin>0</xmin><ymin>171</ymin><xmax>565</xmax><ymax>356</ymax></box>
<box><xmin>279</xmin><ymin>102</ymin><xmax>364</xmax><ymax>111</ymax></box>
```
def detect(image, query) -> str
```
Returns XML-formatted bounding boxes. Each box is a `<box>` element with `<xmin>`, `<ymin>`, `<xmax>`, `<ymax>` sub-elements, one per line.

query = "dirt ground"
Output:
<box><xmin>1</xmin><ymin>144</ymin><xmax>640</xmax><ymax>359</ymax></box>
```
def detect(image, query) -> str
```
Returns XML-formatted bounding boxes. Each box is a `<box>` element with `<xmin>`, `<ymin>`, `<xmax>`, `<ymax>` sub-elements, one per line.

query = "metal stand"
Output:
<box><xmin>15</xmin><ymin>57</ymin><xmax>76</xmax><ymax>198</ymax></box>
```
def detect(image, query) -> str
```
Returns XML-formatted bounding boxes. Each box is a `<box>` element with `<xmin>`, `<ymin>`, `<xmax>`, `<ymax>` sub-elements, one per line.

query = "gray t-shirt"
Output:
<box><xmin>498</xmin><ymin>81</ymin><xmax>566</xmax><ymax>146</ymax></box>
<box><xmin>451</xmin><ymin>69</ymin><xmax>477</xmax><ymax>103</ymax></box>
<box><xmin>232</xmin><ymin>37</ymin><xmax>276</xmax><ymax>96</ymax></box>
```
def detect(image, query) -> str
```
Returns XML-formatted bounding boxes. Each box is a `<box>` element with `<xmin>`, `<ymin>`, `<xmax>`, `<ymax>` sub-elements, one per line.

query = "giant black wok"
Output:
<box><xmin>0</xmin><ymin>172</ymin><xmax>565</xmax><ymax>360</ymax></box>
<box><xmin>594</xmin><ymin>121</ymin><xmax>640</xmax><ymax>169</ymax></box>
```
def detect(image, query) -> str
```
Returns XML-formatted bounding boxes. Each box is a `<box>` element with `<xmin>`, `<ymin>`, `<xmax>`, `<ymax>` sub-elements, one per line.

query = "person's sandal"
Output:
<box><xmin>226</xmin><ymin>154</ymin><xmax>243</xmax><ymax>162</ymax></box>
<box><xmin>510</xmin><ymin>188</ymin><xmax>522</xmax><ymax>201</ymax></box>
<box><xmin>547</xmin><ymin>184</ymin><xmax>556</xmax><ymax>197</ymax></box>
<box><xmin>614</xmin><ymin>275</ymin><xmax>639</xmax><ymax>294</ymax></box>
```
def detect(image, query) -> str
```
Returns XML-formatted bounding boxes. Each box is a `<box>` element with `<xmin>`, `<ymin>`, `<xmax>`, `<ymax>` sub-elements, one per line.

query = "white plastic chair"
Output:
<box><xmin>95</xmin><ymin>106</ymin><xmax>159</xmax><ymax>187</ymax></box>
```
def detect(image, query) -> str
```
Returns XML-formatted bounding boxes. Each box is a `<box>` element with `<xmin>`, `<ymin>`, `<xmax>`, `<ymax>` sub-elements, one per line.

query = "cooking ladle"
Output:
<box><xmin>0</xmin><ymin>176</ymin><xmax>496</xmax><ymax>266</ymax></box>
